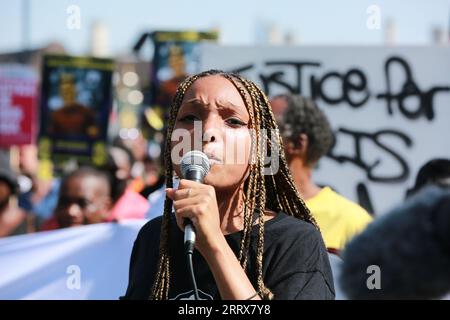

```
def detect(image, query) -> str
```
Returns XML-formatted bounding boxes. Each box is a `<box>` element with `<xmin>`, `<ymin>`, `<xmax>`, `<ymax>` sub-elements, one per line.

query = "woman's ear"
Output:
<box><xmin>286</xmin><ymin>134</ymin><xmax>309</xmax><ymax>158</ymax></box>
<box><xmin>298</xmin><ymin>133</ymin><xmax>309</xmax><ymax>156</ymax></box>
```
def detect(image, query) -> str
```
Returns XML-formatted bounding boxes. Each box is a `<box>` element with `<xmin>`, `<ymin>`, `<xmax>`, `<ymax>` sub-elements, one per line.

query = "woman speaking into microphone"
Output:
<box><xmin>122</xmin><ymin>70</ymin><xmax>334</xmax><ymax>300</ymax></box>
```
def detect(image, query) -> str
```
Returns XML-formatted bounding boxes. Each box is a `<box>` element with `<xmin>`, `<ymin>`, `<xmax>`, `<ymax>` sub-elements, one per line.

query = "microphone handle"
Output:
<box><xmin>184</xmin><ymin>224</ymin><xmax>196</xmax><ymax>254</ymax></box>
<box><xmin>184</xmin><ymin>169</ymin><xmax>204</xmax><ymax>183</ymax></box>
<box><xmin>183</xmin><ymin>169</ymin><xmax>203</xmax><ymax>254</ymax></box>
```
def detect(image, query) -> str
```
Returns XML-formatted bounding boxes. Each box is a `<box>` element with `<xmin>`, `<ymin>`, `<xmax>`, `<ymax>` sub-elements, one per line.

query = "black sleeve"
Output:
<box><xmin>266</xmin><ymin>222</ymin><xmax>335</xmax><ymax>300</ymax></box>
<box><xmin>120</xmin><ymin>218</ymin><xmax>162</xmax><ymax>300</ymax></box>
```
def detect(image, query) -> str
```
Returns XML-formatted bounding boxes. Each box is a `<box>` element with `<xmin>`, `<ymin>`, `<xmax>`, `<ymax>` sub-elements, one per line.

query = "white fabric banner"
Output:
<box><xmin>0</xmin><ymin>220</ymin><xmax>147</xmax><ymax>300</ymax></box>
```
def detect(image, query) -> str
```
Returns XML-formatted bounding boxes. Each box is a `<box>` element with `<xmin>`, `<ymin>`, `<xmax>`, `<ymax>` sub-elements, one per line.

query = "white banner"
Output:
<box><xmin>200</xmin><ymin>45</ymin><xmax>450</xmax><ymax>215</ymax></box>
<box><xmin>0</xmin><ymin>220</ymin><xmax>147</xmax><ymax>300</ymax></box>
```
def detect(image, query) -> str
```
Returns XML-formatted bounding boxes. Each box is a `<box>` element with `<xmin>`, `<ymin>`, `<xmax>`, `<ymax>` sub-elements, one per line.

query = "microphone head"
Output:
<box><xmin>180</xmin><ymin>150</ymin><xmax>211</xmax><ymax>181</ymax></box>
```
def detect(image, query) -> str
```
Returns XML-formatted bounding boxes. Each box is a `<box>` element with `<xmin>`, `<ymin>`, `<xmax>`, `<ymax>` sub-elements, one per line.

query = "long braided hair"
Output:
<box><xmin>150</xmin><ymin>70</ymin><xmax>317</xmax><ymax>300</ymax></box>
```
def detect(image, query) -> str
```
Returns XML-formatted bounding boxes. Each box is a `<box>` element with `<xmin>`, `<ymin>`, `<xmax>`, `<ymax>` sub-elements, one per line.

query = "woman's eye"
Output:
<box><xmin>226</xmin><ymin>118</ymin><xmax>246</xmax><ymax>126</ymax></box>
<box><xmin>178</xmin><ymin>114</ymin><xmax>199</xmax><ymax>122</ymax></box>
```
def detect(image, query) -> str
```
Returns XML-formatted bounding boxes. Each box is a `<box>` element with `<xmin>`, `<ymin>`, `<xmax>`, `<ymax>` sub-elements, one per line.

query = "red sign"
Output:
<box><xmin>0</xmin><ymin>65</ymin><xmax>38</xmax><ymax>147</ymax></box>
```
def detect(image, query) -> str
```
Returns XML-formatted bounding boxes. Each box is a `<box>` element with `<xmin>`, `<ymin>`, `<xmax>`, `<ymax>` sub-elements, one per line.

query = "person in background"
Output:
<box><xmin>139</xmin><ymin>156</ymin><xmax>165</xmax><ymax>199</ymax></box>
<box><xmin>405</xmin><ymin>158</ymin><xmax>450</xmax><ymax>199</ymax></box>
<box><xmin>0</xmin><ymin>165</ymin><xmax>42</xmax><ymax>237</ymax></box>
<box><xmin>52</xmin><ymin>167</ymin><xmax>112</xmax><ymax>229</ymax></box>
<box><xmin>102</xmin><ymin>145</ymin><xmax>149</xmax><ymax>221</ymax></box>
<box><xmin>270</xmin><ymin>94</ymin><xmax>372</xmax><ymax>253</ymax></box>
<box><xmin>116</xmin><ymin>133</ymin><xmax>151</xmax><ymax>193</ymax></box>
<box><xmin>340</xmin><ymin>185</ymin><xmax>450</xmax><ymax>300</ymax></box>
<box><xmin>17</xmin><ymin>144</ymin><xmax>60</xmax><ymax>222</ymax></box>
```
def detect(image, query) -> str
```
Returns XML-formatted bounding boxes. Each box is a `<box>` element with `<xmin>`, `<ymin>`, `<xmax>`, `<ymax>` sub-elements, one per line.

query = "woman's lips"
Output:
<box><xmin>208</xmin><ymin>158</ymin><xmax>222</xmax><ymax>166</ymax></box>
<box><xmin>204</xmin><ymin>152</ymin><xmax>223</xmax><ymax>165</ymax></box>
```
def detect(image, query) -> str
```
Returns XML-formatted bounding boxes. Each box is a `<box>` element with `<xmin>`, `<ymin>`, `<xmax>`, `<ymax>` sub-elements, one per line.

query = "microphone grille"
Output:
<box><xmin>180</xmin><ymin>150</ymin><xmax>211</xmax><ymax>179</ymax></box>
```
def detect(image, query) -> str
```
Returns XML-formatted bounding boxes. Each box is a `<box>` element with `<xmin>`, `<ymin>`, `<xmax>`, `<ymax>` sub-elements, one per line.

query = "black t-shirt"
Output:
<box><xmin>121</xmin><ymin>211</ymin><xmax>335</xmax><ymax>300</ymax></box>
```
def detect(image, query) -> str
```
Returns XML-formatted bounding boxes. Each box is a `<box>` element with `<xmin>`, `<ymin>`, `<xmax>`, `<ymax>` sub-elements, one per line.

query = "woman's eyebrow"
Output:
<box><xmin>181</xmin><ymin>98</ymin><xmax>248</xmax><ymax>117</ymax></box>
<box><xmin>178</xmin><ymin>99</ymin><xmax>207</xmax><ymax>114</ymax></box>
<box><xmin>216</xmin><ymin>100</ymin><xmax>240</xmax><ymax>109</ymax></box>
<box><xmin>216</xmin><ymin>100</ymin><xmax>248</xmax><ymax>116</ymax></box>
<box><xmin>183</xmin><ymin>98</ymin><xmax>208</xmax><ymax>105</ymax></box>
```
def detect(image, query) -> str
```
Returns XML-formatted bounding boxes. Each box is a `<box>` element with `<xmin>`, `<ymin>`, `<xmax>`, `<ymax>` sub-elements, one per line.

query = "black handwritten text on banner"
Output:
<box><xmin>199</xmin><ymin>45</ymin><xmax>450</xmax><ymax>214</ymax></box>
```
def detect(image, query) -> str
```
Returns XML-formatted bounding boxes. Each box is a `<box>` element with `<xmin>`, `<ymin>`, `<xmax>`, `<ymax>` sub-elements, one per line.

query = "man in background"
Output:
<box><xmin>52</xmin><ymin>167</ymin><xmax>112</xmax><ymax>228</ymax></box>
<box><xmin>270</xmin><ymin>94</ymin><xmax>372</xmax><ymax>253</ymax></box>
<box><xmin>0</xmin><ymin>162</ymin><xmax>42</xmax><ymax>237</ymax></box>
<box><xmin>405</xmin><ymin>158</ymin><xmax>450</xmax><ymax>199</ymax></box>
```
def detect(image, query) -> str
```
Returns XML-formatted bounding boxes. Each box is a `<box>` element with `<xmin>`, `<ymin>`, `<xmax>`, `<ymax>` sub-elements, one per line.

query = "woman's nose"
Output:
<box><xmin>202</xmin><ymin>115</ymin><xmax>221</xmax><ymax>143</ymax></box>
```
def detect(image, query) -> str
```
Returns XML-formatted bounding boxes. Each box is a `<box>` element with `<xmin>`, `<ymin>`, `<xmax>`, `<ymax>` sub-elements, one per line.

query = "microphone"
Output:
<box><xmin>340</xmin><ymin>185</ymin><xmax>450</xmax><ymax>299</ymax></box>
<box><xmin>180</xmin><ymin>150</ymin><xmax>211</xmax><ymax>254</ymax></box>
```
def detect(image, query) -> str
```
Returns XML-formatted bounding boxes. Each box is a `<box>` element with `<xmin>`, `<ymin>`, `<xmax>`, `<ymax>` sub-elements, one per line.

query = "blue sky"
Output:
<box><xmin>0</xmin><ymin>0</ymin><xmax>449</xmax><ymax>55</ymax></box>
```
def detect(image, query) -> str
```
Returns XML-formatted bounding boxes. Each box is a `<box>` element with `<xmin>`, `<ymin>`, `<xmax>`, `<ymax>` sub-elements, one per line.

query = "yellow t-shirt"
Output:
<box><xmin>305</xmin><ymin>187</ymin><xmax>373</xmax><ymax>251</ymax></box>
